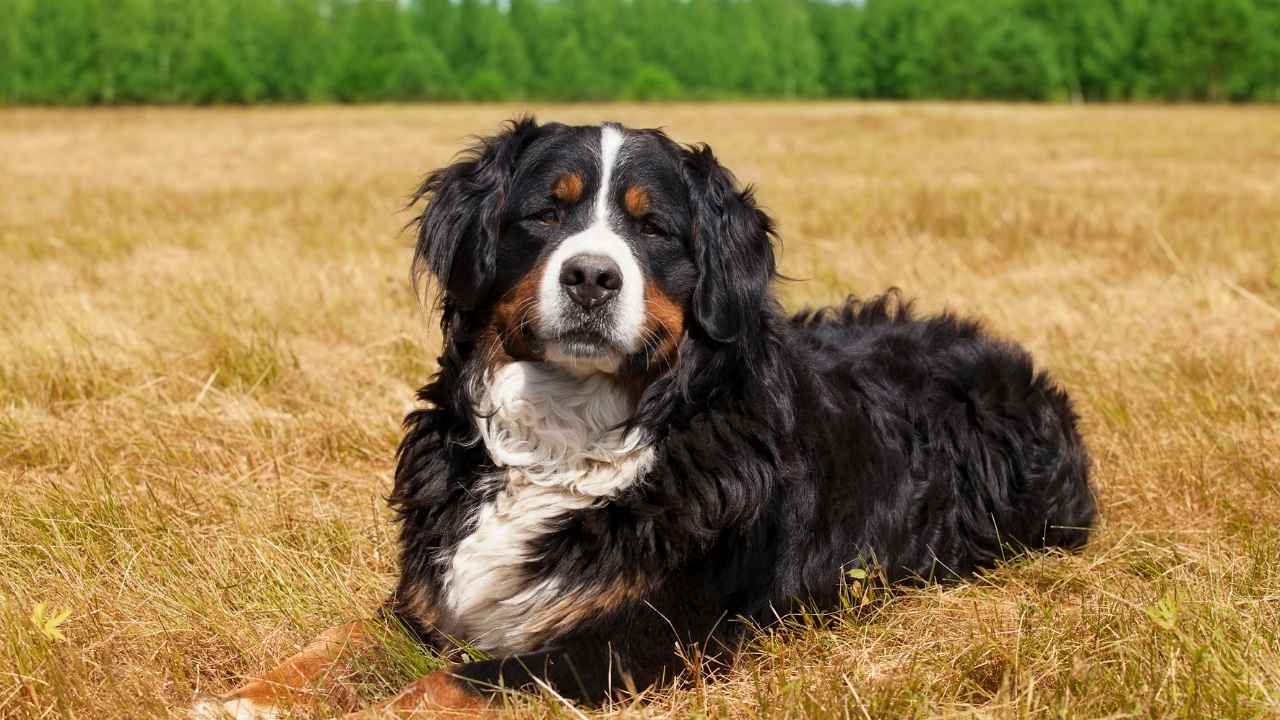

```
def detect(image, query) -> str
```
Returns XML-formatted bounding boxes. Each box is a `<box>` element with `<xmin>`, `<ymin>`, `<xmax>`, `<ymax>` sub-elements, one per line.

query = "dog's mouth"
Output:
<box><xmin>553</xmin><ymin>331</ymin><xmax>613</xmax><ymax>356</ymax></box>
<box><xmin>539</xmin><ymin>327</ymin><xmax>624</xmax><ymax>375</ymax></box>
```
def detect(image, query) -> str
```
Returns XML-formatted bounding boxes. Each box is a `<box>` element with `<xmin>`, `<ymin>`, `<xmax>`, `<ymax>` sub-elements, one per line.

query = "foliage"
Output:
<box><xmin>1</xmin><ymin>0</ymin><xmax>1276</xmax><ymax>104</ymax></box>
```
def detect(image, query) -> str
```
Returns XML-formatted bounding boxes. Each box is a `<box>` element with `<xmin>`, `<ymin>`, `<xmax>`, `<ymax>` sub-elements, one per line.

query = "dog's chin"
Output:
<box><xmin>542</xmin><ymin>337</ymin><xmax>624</xmax><ymax>377</ymax></box>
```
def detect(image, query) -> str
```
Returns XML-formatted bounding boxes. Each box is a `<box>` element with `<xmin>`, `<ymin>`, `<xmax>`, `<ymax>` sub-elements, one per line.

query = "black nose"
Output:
<box><xmin>559</xmin><ymin>254</ymin><xmax>622</xmax><ymax>309</ymax></box>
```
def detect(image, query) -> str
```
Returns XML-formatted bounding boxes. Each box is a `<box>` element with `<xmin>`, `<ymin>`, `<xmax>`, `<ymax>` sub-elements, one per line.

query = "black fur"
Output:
<box><xmin>388</xmin><ymin>118</ymin><xmax>1096</xmax><ymax>703</ymax></box>
<box><xmin>409</xmin><ymin>117</ymin><xmax>543</xmax><ymax>311</ymax></box>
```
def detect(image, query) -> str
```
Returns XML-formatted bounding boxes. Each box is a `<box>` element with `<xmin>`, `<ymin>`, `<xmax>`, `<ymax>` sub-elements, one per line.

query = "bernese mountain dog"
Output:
<box><xmin>192</xmin><ymin>118</ymin><xmax>1095</xmax><ymax>719</ymax></box>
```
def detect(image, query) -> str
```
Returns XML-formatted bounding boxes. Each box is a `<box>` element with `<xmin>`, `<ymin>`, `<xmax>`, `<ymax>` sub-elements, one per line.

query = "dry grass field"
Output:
<box><xmin>2</xmin><ymin>103</ymin><xmax>1278</xmax><ymax>719</ymax></box>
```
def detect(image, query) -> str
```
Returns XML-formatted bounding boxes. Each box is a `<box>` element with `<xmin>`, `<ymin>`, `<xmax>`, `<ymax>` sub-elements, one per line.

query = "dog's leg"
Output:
<box><xmin>190</xmin><ymin>621</ymin><xmax>371</xmax><ymax>719</ymax></box>
<box><xmin>336</xmin><ymin>590</ymin><xmax>712</xmax><ymax>717</ymax></box>
<box><xmin>341</xmin><ymin>668</ymin><xmax>491</xmax><ymax>718</ymax></box>
<box><xmin>344</xmin><ymin>638</ymin><xmax>685</xmax><ymax>718</ymax></box>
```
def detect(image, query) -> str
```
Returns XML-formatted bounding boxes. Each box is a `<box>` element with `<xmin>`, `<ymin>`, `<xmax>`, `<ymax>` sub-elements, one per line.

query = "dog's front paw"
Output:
<box><xmin>188</xmin><ymin>696</ymin><xmax>282</xmax><ymax>720</ymax></box>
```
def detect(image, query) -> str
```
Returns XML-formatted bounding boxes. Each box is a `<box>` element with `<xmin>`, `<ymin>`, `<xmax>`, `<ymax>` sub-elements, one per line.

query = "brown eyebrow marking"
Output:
<box><xmin>551</xmin><ymin>173</ymin><xmax>584</xmax><ymax>203</ymax></box>
<box><xmin>624</xmin><ymin>185</ymin><xmax>650</xmax><ymax>218</ymax></box>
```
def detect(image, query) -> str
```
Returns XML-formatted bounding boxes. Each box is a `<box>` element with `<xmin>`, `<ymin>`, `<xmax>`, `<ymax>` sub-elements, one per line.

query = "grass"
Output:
<box><xmin>1</xmin><ymin>102</ymin><xmax>1278</xmax><ymax>719</ymax></box>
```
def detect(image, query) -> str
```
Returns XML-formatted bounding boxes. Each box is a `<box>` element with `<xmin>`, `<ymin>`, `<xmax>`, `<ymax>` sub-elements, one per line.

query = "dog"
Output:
<box><xmin>192</xmin><ymin>118</ymin><xmax>1095</xmax><ymax>718</ymax></box>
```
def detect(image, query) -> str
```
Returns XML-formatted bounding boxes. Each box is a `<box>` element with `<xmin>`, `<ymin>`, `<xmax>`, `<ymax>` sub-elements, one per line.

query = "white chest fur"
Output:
<box><xmin>438</xmin><ymin>362</ymin><xmax>653</xmax><ymax>653</ymax></box>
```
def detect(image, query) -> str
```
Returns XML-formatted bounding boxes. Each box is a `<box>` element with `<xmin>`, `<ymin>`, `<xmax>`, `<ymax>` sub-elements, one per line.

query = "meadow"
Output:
<box><xmin>1</xmin><ymin>103</ymin><xmax>1277</xmax><ymax>719</ymax></box>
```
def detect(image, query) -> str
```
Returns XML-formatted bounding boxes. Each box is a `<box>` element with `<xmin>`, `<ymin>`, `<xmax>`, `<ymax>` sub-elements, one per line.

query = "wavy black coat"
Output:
<box><xmin>388</xmin><ymin>121</ymin><xmax>1095</xmax><ymax>703</ymax></box>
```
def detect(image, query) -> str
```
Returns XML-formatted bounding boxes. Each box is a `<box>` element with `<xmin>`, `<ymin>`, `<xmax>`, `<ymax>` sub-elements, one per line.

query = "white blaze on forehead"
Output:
<box><xmin>536</xmin><ymin>124</ymin><xmax>646</xmax><ymax>365</ymax></box>
<box><xmin>595</xmin><ymin>124</ymin><xmax>624</xmax><ymax>226</ymax></box>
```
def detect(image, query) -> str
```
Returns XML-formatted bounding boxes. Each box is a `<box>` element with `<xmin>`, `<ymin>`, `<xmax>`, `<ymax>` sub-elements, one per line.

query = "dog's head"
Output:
<box><xmin>411</xmin><ymin>117</ymin><xmax>776</xmax><ymax>399</ymax></box>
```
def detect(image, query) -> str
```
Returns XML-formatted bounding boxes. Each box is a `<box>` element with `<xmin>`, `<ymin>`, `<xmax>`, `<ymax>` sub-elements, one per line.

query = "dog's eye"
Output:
<box><xmin>640</xmin><ymin>219</ymin><xmax>665</xmax><ymax>237</ymax></box>
<box><xmin>528</xmin><ymin>208</ymin><xmax>560</xmax><ymax>225</ymax></box>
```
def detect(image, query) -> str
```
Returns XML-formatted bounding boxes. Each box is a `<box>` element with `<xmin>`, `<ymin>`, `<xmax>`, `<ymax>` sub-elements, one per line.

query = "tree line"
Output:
<box><xmin>1</xmin><ymin>0</ymin><xmax>1277</xmax><ymax>105</ymax></box>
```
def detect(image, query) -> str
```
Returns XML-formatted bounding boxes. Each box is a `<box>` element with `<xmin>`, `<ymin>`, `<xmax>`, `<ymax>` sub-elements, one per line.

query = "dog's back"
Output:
<box><xmin>786</xmin><ymin>292</ymin><xmax>1095</xmax><ymax>591</ymax></box>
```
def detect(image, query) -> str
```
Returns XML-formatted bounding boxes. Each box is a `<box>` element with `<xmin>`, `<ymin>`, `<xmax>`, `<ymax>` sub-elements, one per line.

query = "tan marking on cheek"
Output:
<box><xmin>643</xmin><ymin>281</ymin><xmax>686</xmax><ymax>366</ymax></box>
<box><xmin>486</xmin><ymin>261</ymin><xmax>546</xmax><ymax>367</ymax></box>
<box><xmin>612</xmin><ymin>282</ymin><xmax>686</xmax><ymax>402</ymax></box>
<box><xmin>624</xmin><ymin>185</ymin><xmax>651</xmax><ymax>218</ymax></box>
<box><xmin>551</xmin><ymin>172</ymin><xmax>584</xmax><ymax>203</ymax></box>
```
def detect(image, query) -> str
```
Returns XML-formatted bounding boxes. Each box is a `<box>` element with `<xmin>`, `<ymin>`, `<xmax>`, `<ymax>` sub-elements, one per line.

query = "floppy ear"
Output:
<box><xmin>681</xmin><ymin>144</ymin><xmax>777</xmax><ymax>343</ymax></box>
<box><xmin>410</xmin><ymin>117</ymin><xmax>540</xmax><ymax>310</ymax></box>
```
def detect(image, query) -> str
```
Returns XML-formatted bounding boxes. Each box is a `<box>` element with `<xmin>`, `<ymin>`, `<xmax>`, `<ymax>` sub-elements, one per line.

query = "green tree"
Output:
<box><xmin>810</xmin><ymin>0</ymin><xmax>874</xmax><ymax>98</ymax></box>
<box><xmin>1138</xmin><ymin>0</ymin><xmax>1262</xmax><ymax>101</ymax></box>
<box><xmin>860</xmin><ymin>0</ymin><xmax>929</xmax><ymax>98</ymax></box>
<box><xmin>626</xmin><ymin>64</ymin><xmax>683</xmax><ymax>100</ymax></box>
<box><xmin>0</xmin><ymin>0</ymin><xmax>31</xmax><ymax>102</ymax></box>
<box><xmin>13</xmin><ymin>0</ymin><xmax>101</xmax><ymax>103</ymax></box>
<box><xmin>509</xmin><ymin>0</ymin><xmax>560</xmax><ymax>94</ymax></box>
<box><xmin>408</xmin><ymin>0</ymin><xmax>458</xmax><ymax>55</ymax></box>
<box><xmin>756</xmin><ymin>0</ymin><xmax>825</xmax><ymax>97</ymax></box>
<box><xmin>547</xmin><ymin>32</ymin><xmax>593</xmax><ymax>101</ymax></box>
<box><xmin>250</xmin><ymin>0</ymin><xmax>331</xmax><ymax>102</ymax></box>
<box><xmin>168</xmin><ymin>0</ymin><xmax>260</xmax><ymax>104</ymax></box>
<box><xmin>330</xmin><ymin>0</ymin><xmax>453</xmax><ymax>101</ymax></box>
<box><xmin>1070</xmin><ymin>0</ymin><xmax>1142</xmax><ymax>100</ymax></box>
<box><xmin>465</xmin><ymin>69</ymin><xmax>509</xmax><ymax>101</ymax></box>
<box><xmin>914</xmin><ymin>0</ymin><xmax>988</xmax><ymax>98</ymax></box>
<box><xmin>1254</xmin><ymin>0</ymin><xmax>1280</xmax><ymax>100</ymax></box>
<box><xmin>0</xmin><ymin>0</ymin><xmax>1276</xmax><ymax>104</ymax></box>
<box><xmin>974</xmin><ymin>14</ymin><xmax>1062</xmax><ymax>100</ymax></box>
